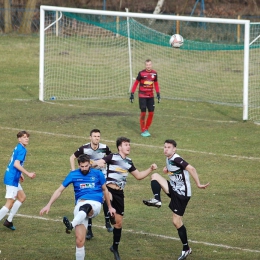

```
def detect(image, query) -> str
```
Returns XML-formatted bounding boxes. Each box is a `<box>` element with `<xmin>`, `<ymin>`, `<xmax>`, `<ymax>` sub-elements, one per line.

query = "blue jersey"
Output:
<box><xmin>4</xmin><ymin>143</ymin><xmax>27</xmax><ymax>187</ymax></box>
<box><xmin>62</xmin><ymin>167</ymin><xmax>106</xmax><ymax>204</ymax></box>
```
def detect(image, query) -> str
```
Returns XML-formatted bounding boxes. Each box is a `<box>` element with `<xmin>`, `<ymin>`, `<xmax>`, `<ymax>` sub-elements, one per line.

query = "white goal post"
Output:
<box><xmin>39</xmin><ymin>5</ymin><xmax>251</xmax><ymax>121</ymax></box>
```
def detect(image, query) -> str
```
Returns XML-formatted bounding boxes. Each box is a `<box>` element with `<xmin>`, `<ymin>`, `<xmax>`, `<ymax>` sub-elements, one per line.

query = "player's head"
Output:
<box><xmin>17</xmin><ymin>130</ymin><xmax>30</xmax><ymax>146</ymax></box>
<box><xmin>89</xmin><ymin>129</ymin><xmax>101</xmax><ymax>145</ymax></box>
<box><xmin>17</xmin><ymin>130</ymin><xmax>30</xmax><ymax>138</ymax></box>
<box><xmin>164</xmin><ymin>139</ymin><xmax>177</xmax><ymax>158</ymax></box>
<box><xmin>116</xmin><ymin>137</ymin><xmax>130</xmax><ymax>154</ymax></box>
<box><xmin>77</xmin><ymin>154</ymin><xmax>91</xmax><ymax>175</ymax></box>
<box><xmin>145</xmin><ymin>59</ymin><xmax>152</xmax><ymax>71</ymax></box>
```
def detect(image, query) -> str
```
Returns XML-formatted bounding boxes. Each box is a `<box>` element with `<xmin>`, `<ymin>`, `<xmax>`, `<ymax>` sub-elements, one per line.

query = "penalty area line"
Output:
<box><xmin>16</xmin><ymin>213</ymin><xmax>260</xmax><ymax>254</ymax></box>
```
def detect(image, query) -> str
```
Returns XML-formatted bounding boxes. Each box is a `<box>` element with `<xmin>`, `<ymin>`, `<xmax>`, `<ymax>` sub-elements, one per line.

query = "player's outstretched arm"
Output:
<box><xmin>186</xmin><ymin>165</ymin><xmax>210</xmax><ymax>189</ymax></box>
<box><xmin>131</xmin><ymin>163</ymin><xmax>158</xmax><ymax>180</ymax></box>
<box><xmin>40</xmin><ymin>185</ymin><xmax>65</xmax><ymax>215</ymax></box>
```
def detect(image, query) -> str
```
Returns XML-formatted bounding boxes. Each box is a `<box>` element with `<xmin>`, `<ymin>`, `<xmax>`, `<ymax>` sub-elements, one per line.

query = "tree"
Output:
<box><xmin>18</xmin><ymin>0</ymin><xmax>37</xmax><ymax>34</ymax></box>
<box><xmin>149</xmin><ymin>0</ymin><xmax>165</xmax><ymax>25</ymax></box>
<box><xmin>4</xmin><ymin>0</ymin><xmax>12</xmax><ymax>33</ymax></box>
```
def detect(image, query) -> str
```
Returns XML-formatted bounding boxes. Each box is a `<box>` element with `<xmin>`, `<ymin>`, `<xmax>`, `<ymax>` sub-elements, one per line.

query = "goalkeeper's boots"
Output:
<box><xmin>141</xmin><ymin>130</ymin><xmax>151</xmax><ymax>137</ymax></box>
<box><xmin>143</xmin><ymin>198</ymin><xmax>162</xmax><ymax>208</ymax></box>
<box><xmin>63</xmin><ymin>216</ymin><xmax>73</xmax><ymax>234</ymax></box>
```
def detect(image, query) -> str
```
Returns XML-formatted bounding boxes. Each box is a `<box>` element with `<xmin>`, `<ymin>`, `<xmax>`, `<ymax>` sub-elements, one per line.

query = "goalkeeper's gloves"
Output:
<box><xmin>130</xmin><ymin>93</ymin><xmax>134</xmax><ymax>103</ymax></box>
<box><xmin>156</xmin><ymin>92</ymin><xmax>161</xmax><ymax>103</ymax></box>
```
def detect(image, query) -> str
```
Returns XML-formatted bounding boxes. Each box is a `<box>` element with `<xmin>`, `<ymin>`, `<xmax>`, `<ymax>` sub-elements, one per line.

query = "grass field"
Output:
<box><xmin>0</xmin><ymin>35</ymin><xmax>260</xmax><ymax>260</ymax></box>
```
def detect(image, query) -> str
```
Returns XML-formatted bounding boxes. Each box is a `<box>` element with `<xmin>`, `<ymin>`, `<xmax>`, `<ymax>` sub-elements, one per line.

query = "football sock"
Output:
<box><xmin>113</xmin><ymin>227</ymin><xmax>122</xmax><ymax>251</ymax></box>
<box><xmin>145</xmin><ymin>111</ymin><xmax>154</xmax><ymax>130</ymax></box>
<box><xmin>75</xmin><ymin>246</ymin><xmax>85</xmax><ymax>260</ymax></box>
<box><xmin>7</xmin><ymin>200</ymin><xmax>22</xmax><ymax>222</ymax></box>
<box><xmin>140</xmin><ymin>112</ymin><xmax>146</xmax><ymax>132</ymax></box>
<box><xmin>103</xmin><ymin>201</ymin><xmax>110</xmax><ymax>224</ymax></box>
<box><xmin>87</xmin><ymin>217</ymin><xmax>92</xmax><ymax>231</ymax></box>
<box><xmin>72</xmin><ymin>211</ymin><xmax>86</xmax><ymax>227</ymax></box>
<box><xmin>0</xmin><ymin>206</ymin><xmax>9</xmax><ymax>221</ymax></box>
<box><xmin>177</xmin><ymin>225</ymin><xmax>189</xmax><ymax>251</ymax></box>
<box><xmin>151</xmin><ymin>180</ymin><xmax>161</xmax><ymax>201</ymax></box>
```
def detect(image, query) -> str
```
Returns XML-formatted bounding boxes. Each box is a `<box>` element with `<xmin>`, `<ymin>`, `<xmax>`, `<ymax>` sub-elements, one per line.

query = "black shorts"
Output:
<box><xmin>166</xmin><ymin>180</ymin><xmax>190</xmax><ymax>216</ymax></box>
<box><xmin>107</xmin><ymin>186</ymin><xmax>125</xmax><ymax>216</ymax></box>
<box><xmin>139</xmin><ymin>97</ymin><xmax>155</xmax><ymax>112</ymax></box>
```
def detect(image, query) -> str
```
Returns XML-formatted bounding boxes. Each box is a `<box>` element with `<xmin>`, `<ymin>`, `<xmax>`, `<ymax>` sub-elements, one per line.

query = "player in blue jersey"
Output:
<box><xmin>0</xmin><ymin>130</ymin><xmax>36</xmax><ymax>230</ymax></box>
<box><xmin>40</xmin><ymin>154</ymin><xmax>116</xmax><ymax>260</ymax></box>
<box><xmin>92</xmin><ymin>137</ymin><xmax>158</xmax><ymax>260</ymax></box>
<box><xmin>143</xmin><ymin>139</ymin><xmax>210</xmax><ymax>260</ymax></box>
<box><xmin>70</xmin><ymin>129</ymin><xmax>113</xmax><ymax>240</ymax></box>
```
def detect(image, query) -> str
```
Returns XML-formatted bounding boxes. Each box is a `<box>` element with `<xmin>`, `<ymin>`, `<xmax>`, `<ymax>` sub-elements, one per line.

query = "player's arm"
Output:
<box><xmin>92</xmin><ymin>158</ymin><xmax>106</xmax><ymax>168</ymax></box>
<box><xmin>131</xmin><ymin>163</ymin><xmax>158</xmax><ymax>180</ymax></box>
<box><xmin>185</xmin><ymin>164</ymin><xmax>210</xmax><ymax>189</ymax></box>
<box><xmin>69</xmin><ymin>153</ymin><xmax>77</xmax><ymax>170</ymax></box>
<box><xmin>39</xmin><ymin>184</ymin><xmax>66</xmax><ymax>215</ymax></box>
<box><xmin>14</xmin><ymin>160</ymin><xmax>36</xmax><ymax>179</ymax></box>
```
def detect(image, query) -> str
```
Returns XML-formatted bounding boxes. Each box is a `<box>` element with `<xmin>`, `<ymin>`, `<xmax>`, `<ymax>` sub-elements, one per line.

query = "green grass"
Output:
<box><xmin>0</xmin><ymin>35</ymin><xmax>260</xmax><ymax>260</ymax></box>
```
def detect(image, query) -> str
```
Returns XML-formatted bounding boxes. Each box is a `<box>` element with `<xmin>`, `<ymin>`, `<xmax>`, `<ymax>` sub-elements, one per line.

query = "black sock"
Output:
<box><xmin>113</xmin><ymin>227</ymin><xmax>122</xmax><ymax>251</ymax></box>
<box><xmin>88</xmin><ymin>218</ymin><xmax>92</xmax><ymax>231</ymax></box>
<box><xmin>151</xmin><ymin>180</ymin><xmax>161</xmax><ymax>201</ymax></box>
<box><xmin>103</xmin><ymin>201</ymin><xmax>110</xmax><ymax>224</ymax></box>
<box><xmin>177</xmin><ymin>225</ymin><xmax>189</xmax><ymax>251</ymax></box>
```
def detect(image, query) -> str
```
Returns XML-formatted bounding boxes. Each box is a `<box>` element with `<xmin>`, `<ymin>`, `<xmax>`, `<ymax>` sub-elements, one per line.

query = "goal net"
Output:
<box><xmin>40</xmin><ymin>6</ymin><xmax>258</xmax><ymax>122</ymax></box>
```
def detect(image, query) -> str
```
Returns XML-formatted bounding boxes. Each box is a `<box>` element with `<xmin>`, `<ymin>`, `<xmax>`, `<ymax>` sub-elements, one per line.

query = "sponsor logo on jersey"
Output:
<box><xmin>143</xmin><ymin>81</ymin><xmax>153</xmax><ymax>85</ymax></box>
<box><xmin>80</xmin><ymin>183</ymin><xmax>95</xmax><ymax>189</ymax></box>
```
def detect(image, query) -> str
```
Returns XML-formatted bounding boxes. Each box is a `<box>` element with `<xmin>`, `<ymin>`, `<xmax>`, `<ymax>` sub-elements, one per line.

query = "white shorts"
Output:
<box><xmin>5</xmin><ymin>183</ymin><xmax>23</xmax><ymax>200</ymax></box>
<box><xmin>74</xmin><ymin>200</ymin><xmax>102</xmax><ymax>229</ymax></box>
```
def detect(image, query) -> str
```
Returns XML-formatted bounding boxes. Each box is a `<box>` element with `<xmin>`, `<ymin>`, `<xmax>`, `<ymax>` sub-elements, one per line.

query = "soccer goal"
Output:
<box><xmin>39</xmin><ymin>5</ymin><xmax>258</xmax><ymax>122</ymax></box>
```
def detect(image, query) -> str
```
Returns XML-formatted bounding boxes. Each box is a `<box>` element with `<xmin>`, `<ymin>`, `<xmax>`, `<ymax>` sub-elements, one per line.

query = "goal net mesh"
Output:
<box><xmin>42</xmin><ymin>10</ymin><xmax>260</xmax><ymax>122</ymax></box>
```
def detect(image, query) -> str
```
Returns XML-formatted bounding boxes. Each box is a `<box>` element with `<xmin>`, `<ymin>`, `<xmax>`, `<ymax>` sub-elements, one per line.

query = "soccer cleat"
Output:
<box><xmin>143</xmin><ymin>198</ymin><xmax>162</xmax><ymax>208</ymax></box>
<box><xmin>86</xmin><ymin>229</ymin><xmax>94</xmax><ymax>240</ymax></box>
<box><xmin>141</xmin><ymin>130</ymin><xmax>151</xmax><ymax>137</ymax></box>
<box><xmin>110</xmin><ymin>246</ymin><xmax>121</xmax><ymax>260</ymax></box>
<box><xmin>106</xmin><ymin>222</ymin><xmax>114</xmax><ymax>232</ymax></box>
<box><xmin>63</xmin><ymin>216</ymin><xmax>73</xmax><ymax>234</ymax></box>
<box><xmin>177</xmin><ymin>248</ymin><xmax>192</xmax><ymax>260</ymax></box>
<box><xmin>3</xmin><ymin>219</ymin><xmax>16</xmax><ymax>230</ymax></box>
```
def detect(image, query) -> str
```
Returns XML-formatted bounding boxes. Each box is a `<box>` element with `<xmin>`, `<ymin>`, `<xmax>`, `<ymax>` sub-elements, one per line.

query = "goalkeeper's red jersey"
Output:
<box><xmin>131</xmin><ymin>69</ymin><xmax>160</xmax><ymax>98</ymax></box>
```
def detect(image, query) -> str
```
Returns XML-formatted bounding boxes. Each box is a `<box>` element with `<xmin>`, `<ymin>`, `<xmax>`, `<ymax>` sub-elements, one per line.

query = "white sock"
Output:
<box><xmin>7</xmin><ymin>200</ymin><xmax>22</xmax><ymax>222</ymax></box>
<box><xmin>71</xmin><ymin>211</ymin><xmax>86</xmax><ymax>227</ymax></box>
<box><xmin>75</xmin><ymin>246</ymin><xmax>85</xmax><ymax>260</ymax></box>
<box><xmin>0</xmin><ymin>206</ymin><xmax>9</xmax><ymax>221</ymax></box>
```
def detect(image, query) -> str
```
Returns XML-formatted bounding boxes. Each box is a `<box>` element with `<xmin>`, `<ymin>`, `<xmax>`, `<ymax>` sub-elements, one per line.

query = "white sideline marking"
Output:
<box><xmin>1</xmin><ymin>126</ymin><xmax>260</xmax><ymax>161</ymax></box>
<box><xmin>16</xmin><ymin>213</ymin><xmax>260</xmax><ymax>254</ymax></box>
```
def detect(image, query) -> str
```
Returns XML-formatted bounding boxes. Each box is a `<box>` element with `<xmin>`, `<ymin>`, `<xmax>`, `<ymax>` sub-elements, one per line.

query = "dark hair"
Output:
<box><xmin>77</xmin><ymin>154</ymin><xmax>91</xmax><ymax>165</ymax></box>
<box><xmin>17</xmin><ymin>130</ymin><xmax>30</xmax><ymax>138</ymax></box>
<box><xmin>164</xmin><ymin>139</ymin><xmax>177</xmax><ymax>147</ymax></box>
<box><xmin>90</xmin><ymin>129</ymin><xmax>100</xmax><ymax>136</ymax></box>
<box><xmin>116</xmin><ymin>137</ymin><xmax>130</xmax><ymax>150</ymax></box>
<box><xmin>145</xmin><ymin>59</ymin><xmax>152</xmax><ymax>63</ymax></box>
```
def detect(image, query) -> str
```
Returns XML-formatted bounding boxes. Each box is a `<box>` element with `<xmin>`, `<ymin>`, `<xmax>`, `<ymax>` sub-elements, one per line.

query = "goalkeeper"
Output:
<box><xmin>130</xmin><ymin>59</ymin><xmax>160</xmax><ymax>137</ymax></box>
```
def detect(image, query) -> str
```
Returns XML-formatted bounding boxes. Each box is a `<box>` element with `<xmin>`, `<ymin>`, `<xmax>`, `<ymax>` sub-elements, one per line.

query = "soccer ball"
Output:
<box><xmin>169</xmin><ymin>34</ymin><xmax>184</xmax><ymax>48</ymax></box>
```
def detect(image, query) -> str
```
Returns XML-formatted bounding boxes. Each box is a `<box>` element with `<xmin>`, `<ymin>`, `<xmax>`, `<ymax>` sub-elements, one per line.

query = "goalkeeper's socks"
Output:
<box><xmin>145</xmin><ymin>111</ymin><xmax>154</xmax><ymax>130</ymax></box>
<box><xmin>140</xmin><ymin>112</ymin><xmax>146</xmax><ymax>132</ymax></box>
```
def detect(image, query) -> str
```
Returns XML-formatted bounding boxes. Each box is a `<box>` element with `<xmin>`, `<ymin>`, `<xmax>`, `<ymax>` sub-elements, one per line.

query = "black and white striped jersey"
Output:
<box><xmin>103</xmin><ymin>153</ymin><xmax>137</xmax><ymax>190</ymax></box>
<box><xmin>166</xmin><ymin>153</ymin><xmax>191</xmax><ymax>197</ymax></box>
